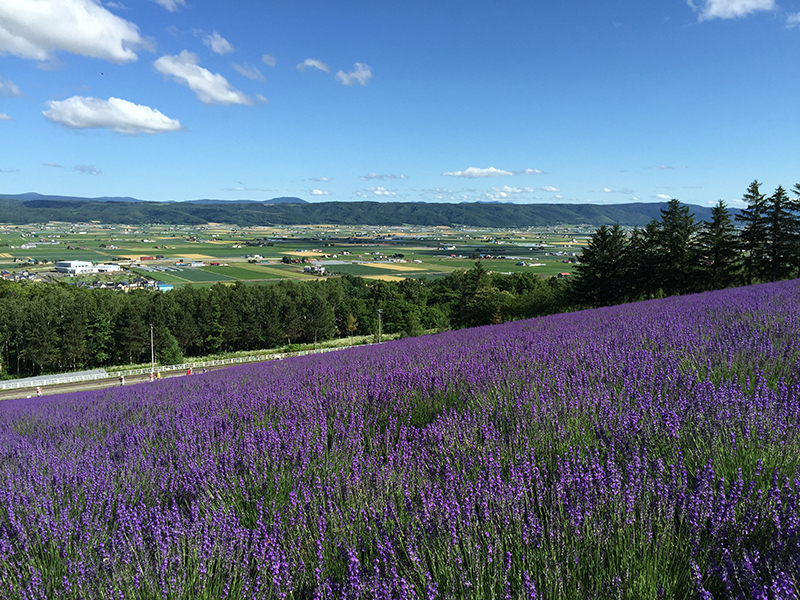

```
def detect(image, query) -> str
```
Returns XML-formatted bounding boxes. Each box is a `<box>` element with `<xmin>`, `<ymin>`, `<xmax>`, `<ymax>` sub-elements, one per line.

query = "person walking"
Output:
<box><xmin>119</xmin><ymin>375</ymin><xmax>125</xmax><ymax>386</ymax></box>
<box><xmin>36</xmin><ymin>386</ymin><xmax>41</xmax><ymax>397</ymax></box>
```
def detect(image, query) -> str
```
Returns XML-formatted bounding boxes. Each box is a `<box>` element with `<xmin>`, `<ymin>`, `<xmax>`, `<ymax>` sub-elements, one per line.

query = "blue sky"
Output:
<box><xmin>1</xmin><ymin>0</ymin><xmax>799</xmax><ymax>207</ymax></box>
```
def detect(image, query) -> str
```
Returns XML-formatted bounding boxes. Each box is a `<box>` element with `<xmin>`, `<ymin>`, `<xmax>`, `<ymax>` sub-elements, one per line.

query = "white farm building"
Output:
<box><xmin>55</xmin><ymin>261</ymin><xmax>122</xmax><ymax>275</ymax></box>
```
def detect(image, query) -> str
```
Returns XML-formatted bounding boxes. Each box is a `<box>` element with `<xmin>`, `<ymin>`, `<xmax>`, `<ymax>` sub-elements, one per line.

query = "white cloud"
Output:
<box><xmin>262</xmin><ymin>54</ymin><xmax>277</xmax><ymax>67</ymax></box>
<box><xmin>555</xmin><ymin>195</ymin><xmax>563</xmax><ymax>200</ymax></box>
<box><xmin>363</xmin><ymin>186</ymin><xmax>397</xmax><ymax>197</ymax></box>
<box><xmin>656</xmin><ymin>193</ymin><xmax>672</xmax><ymax>200</ymax></box>
<box><xmin>0</xmin><ymin>76</ymin><xmax>22</xmax><ymax>97</ymax></box>
<box><xmin>443</xmin><ymin>167</ymin><xmax>514</xmax><ymax>178</ymax></box>
<box><xmin>203</xmin><ymin>32</ymin><xmax>233</xmax><ymax>55</ymax></box>
<box><xmin>43</xmin><ymin>96</ymin><xmax>182</xmax><ymax>134</ymax></box>
<box><xmin>44</xmin><ymin>162</ymin><xmax>64</xmax><ymax>167</ymax></box>
<box><xmin>361</xmin><ymin>172</ymin><xmax>408</xmax><ymax>181</ymax></box>
<box><xmin>310</xmin><ymin>189</ymin><xmax>331</xmax><ymax>196</ymax></box>
<box><xmin>233</xmin><ymin>63</ymin><xmax>264</xmax><ymax>80</ymax></box>
<box><xmin>310</xmin><ymin>177</ymin><xmax>330</xmax><ymax>182</ymax></box>
<box><xmin>787</xmin><ymin>12</ymin><xmax>800</xmax><ymax>27</ymax></box>
<box><xmin>651</xmin><ymin>165</ymin><xmax>674</xmax><ymax>170</ymax></box>
<box><xmin>75</xmin><ymin>164</ymin><xmax>100</xmax><ymax>175</ymax></box>
<box><xmin>0</xmin><ymin>113</ymin><xmax>11</xmax><ymax>120</ymax></box>
<box><xmin>335</xmin><ymin>63</ymin><xmax>373</xmax><ymax>86</ymax></box>
<box><xmin>296</xmin><ymin>58</ymin><xmax>330</xmax><ymax>73</ymax></box>
<box><xmin>541</xmin><ymin>185</ymin><xmax>561</xmax><ymax>192</ymax></box>
<box><xmin>688</xmin><ymin>0</ymin><xmax>775</xmax><ymax>21</ymax></box>
<box><xmin>0</xmin><ymin>0</ymin><xmax>143</xmax><ymax>63</ymax></box>
<box><xmin>602</xmin><ymin>186</ymin><xmax>634</xmax><ymax>194</ymax></box>
<box><xmin>442</xmin><ymin>166</ymin><xmax>546</xmax><ymax>178</ymax></box>
<box><xmin>153</xmin><ymin>0</ymin><xmax>186</xmax><ymax>12</ymax></box>
<box><xmin>154</xmin><ymin>51</ymin><xmax>253</xmax><ymax>105</ymax></box>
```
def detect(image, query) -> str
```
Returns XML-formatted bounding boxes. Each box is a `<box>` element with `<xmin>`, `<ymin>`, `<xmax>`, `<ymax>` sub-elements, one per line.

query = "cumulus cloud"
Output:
<box><xmin>0</xmin><ymin>113</ymin><xmax>11</xmax><ymax>120</ymax></box>
<box><xmin>358</xmin><ymin>186</ymin><xmax>397</xmax><ymax>198</ymax></box>
<box><xmin>310</xmin><ymin>189</ymin><xmax>331</xmax><ymax>196</ymax></box>
<box><xmin>442</xmin><ymin>167</ymin><xmax>514</xmax><ymax>178</ymax></box>
<box><xmin>541</xmin><ymin>185</ymin><xmax>561</xmax><ymax>192</ymax></box>
<box><xmin>0</xmin><ymin>76</ymin><xmax>22</xmax><ymax>97</ymax></box>
<box><xmin>202</xmin><ymin>31</ymin><xmax>233</xmax><ymax>55</ymax></box>
<box><xmin>75</xmin><ymin>164</ymin><xmax>100</xmax><ymax>175</ymax></box>
<box><xmin>443</xmin><ymin>166</ymin><xmax>546</xmax><ymax>178</ymax></box>
<box><xmin>335</xmin><ymin>63</ymin><xmax>372</xmax><ymax>86</ymax></box>
<box><xmin>153</xmin><ymin>0</ymin><xmax>186</xmax><ymax>12</ymax></box>
<box><xmin>602</xmin><ymin>187</ymin><xmax>635</xmax><ymax>194</ymax></box>
<box><xmin>233</xmin><ymin>63</ymin><xmax>263</xmax><ymax>80</ymax></box>
<box><xmin>0</xmin><ymin>0</ymin><xmax>143</xmax><ymax>63</ymax></box>
<box><xmin>43</xmin><ymin>96</ymin><xmax>182</xmax><ymax>134</ymax></box>
<box><xmin>154</xmin><ymin>51</ymin><xmax>253</xmax><ymax>105</ymax></box>
<box><xmin>361</xmin><ymin>172</ymin><xmax>408</xmax><ymax>181</ymax></box>
<box><xmin>688</xmin><ymin>0</ymin><xmax>776</xmax><ymax>20</ymax></box>
<box><xmin>262</xmin><ymin>54</ymin><xmax>277</xmax><ymax>67</ymax></box>
<box><xmin>656</xmin><ymin>193</ymin><xmax>672</xmax><ymax>200</ymax></box>
<box><xmin>296</xmin><ymin>58</ymin><xmax>329</xmax><ymax>73</ymax></box>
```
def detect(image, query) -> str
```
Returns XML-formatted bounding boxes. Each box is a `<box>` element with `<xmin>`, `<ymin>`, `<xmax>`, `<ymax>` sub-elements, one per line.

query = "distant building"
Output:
<box><xmin>55</xmin><ymin>261</ymin><xmax>121</xmax><ymax>275</ymax></box>
<box><xmin>55</xmin><ymin>260</ymin><xmax>95</xmax><ymax>275</ymax></box>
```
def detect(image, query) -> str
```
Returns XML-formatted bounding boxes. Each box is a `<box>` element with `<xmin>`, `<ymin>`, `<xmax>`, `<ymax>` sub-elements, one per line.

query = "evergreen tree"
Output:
<box><xmin>571</xmin><ymin>224</ymin><xmax>629</xmax><ymax>307</ymax></box>
<box><xmin>763</xmin><ymin>186</ymin><xmax>796</xmax><ymax>282</ymax></box>
<box><xmin>697</xmin><ymin>200</ymin><xmax>740</xmax><ymax>290</ymax></box>
<box><xmin>657</xmin><ymin>199</ymin><xmax>701</xmax><ymax>296</ymax></box>
<box><xmin>736</xmin><ymin>180</ymin><xmax>769</xmax><ymax>285</ymax></box>
<box><xmin>627</xmin><ymin>220</ymin><xmax>663</xmax><ymax>300</ymax></box>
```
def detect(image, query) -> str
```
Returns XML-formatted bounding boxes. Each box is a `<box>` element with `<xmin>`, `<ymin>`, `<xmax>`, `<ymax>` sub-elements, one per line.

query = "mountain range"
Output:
<box><xmin>0</xmin><ymin>193</ymin><xmax>726</xmax><ymax>228</ymax></box>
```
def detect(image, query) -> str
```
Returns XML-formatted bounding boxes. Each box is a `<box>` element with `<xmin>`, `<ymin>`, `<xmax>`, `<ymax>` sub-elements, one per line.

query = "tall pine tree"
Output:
<box><xmin>658</xmin><ymin>199</ymin><xmax>701</xmax><ymax>296</ymax></box>
<box><xmin>697</xmin><ymin>200</ymin><xmax>740</xmax><ymax>290</ymax></box>
<box><xmin>736</xmin><ymin>180</ymin><xmax>769</xmax><ymax>284</ymax></box>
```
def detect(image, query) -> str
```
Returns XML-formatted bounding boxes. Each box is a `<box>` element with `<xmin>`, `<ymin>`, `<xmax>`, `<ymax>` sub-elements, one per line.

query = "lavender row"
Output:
<box><xmin>1</xmin><ymin>280</ymin><xmax>799</xmax><ymax>599</ymax></box>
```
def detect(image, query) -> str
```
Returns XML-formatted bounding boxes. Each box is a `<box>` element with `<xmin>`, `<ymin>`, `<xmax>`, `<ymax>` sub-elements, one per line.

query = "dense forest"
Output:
<box><xmin>0</xmin><ymin>194</ymin><xmax>720</xmax><ymax>228</ymax></box>
<box><xmin>0</xmin><ymin>268</ymin><xmax>572</xmax><ymax>377</ymax></box>
<box><xmin>571</xmin><ymin>180</ymin><xmax>800</xmax><ymax>307</ymax></box>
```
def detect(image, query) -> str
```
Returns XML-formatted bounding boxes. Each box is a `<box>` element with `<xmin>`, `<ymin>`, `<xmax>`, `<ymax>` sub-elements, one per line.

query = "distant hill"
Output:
<box><xmin>0</xmin><ymin>193</ymin><xmax>725</xmax><ymax>227</ymax></box>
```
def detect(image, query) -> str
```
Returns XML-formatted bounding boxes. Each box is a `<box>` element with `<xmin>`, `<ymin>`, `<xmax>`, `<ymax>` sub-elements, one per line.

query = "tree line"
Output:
<box><xmin>0</xmin><ymin>268</ymin><xmax>571</xmax><ymax>378</ymax></box>
<box><xmin>570</xmin><ymin>180</ymin><xmax>800</xmax><ymax>307</ymax></box>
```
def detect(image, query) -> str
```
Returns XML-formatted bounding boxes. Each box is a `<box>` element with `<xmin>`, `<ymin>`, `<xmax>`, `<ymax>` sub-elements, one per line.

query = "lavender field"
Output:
<box><xmin>1</xmin><ymin>281</ymin><xmax>800</xmax><ymax>599</ymax></box>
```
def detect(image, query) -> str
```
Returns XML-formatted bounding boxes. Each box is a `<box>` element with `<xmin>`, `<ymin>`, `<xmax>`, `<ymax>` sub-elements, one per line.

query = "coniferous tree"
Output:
<box><xmin>697</xmin><ymin>200</ymin><xmax>740</xmax><ymax>290</ymax></box>
<box><xmin>791</xmin><ymin>183</ymin><xmax>800</xmax><ymax>277</ymax></box>
<box><xmin>763</xmin><ymin>186</ymin><xmax>796</xmax><ymax>282</ymax></box>
<box><xmin>627</xmin><ymin>220</ymin><xmax>663</xmax><ymax>300</ymax></box>
<box><xmin>571</xmin><ymin>224</ymin><xmax>629</xmax><ymax>307</ymax></box>
<box><xmin>736</xmin><ymin>180</ymin><xmax>769</xmax><ymax>285</ymax></box>
<box><xmin>657</xmin><ymin>199</ymin><xmax>701</xmax><ymax>296</ymax></box>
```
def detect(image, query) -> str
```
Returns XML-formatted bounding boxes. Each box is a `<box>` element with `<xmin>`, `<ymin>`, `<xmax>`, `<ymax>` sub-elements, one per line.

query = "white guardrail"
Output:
<box><xmin>0</xmin><ymin>346</ymin><xmax>344</xmax><ymax>391</ymax></box>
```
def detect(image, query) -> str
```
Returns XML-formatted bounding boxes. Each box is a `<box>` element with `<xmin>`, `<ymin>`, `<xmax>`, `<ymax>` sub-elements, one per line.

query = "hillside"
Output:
<box><xmin>0</xmin><ymin>193</ymin><xmax>720</xmax><ymax>227</ymax></box>
<box><xmin>0</xmin><ymin>280</ymin><xmax>797</xmax><ymax>597</ymax></box>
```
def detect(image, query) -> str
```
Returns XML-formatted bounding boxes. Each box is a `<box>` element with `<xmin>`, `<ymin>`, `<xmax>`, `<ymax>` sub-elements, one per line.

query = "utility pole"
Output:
<box><xmin>377</xmin><ymin>309</ymin><xmax>383</xmax><ymax>343</ymax></box>
<box><xmin>150</xmin><ymin>323</ymin><xmax>155</xmax><ymax>374</ymax></box>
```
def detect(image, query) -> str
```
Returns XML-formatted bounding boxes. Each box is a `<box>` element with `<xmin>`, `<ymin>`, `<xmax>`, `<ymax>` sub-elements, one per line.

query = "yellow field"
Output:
<box><xmin>364</xmin><ymin>275</ymin><xmax>405</xmax><ymax>282</ymax></box>
<box><xmin>0</xmin><ymin>253</ymin><xmax>12</xmax><ymax>258</ymax></box>
<box><xmin>175</xmin><ymin>254</ymin><xmax>215</xmax><ymax>260</ymax></box>
<box><xmin>364</xmin><ymin>263</ymin><xmax>425</xmax><ymax>272</ymax></box>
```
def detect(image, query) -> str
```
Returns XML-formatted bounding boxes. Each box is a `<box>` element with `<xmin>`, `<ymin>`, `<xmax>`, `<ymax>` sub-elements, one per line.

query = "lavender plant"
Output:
<box><xmin>1</xmin><ymin>280</ymin><xmax>799</xmax><ymax>599</ymax></box>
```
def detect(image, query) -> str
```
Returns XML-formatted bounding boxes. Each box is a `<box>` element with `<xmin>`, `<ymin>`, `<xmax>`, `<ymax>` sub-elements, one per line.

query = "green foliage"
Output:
<box><xmin>157</xmin><ymin>328</ymin><xmax>183</xmax><ymax>365</ymax></box>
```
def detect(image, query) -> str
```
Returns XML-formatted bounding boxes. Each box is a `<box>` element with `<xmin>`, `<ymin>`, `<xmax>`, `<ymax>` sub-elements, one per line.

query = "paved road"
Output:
<box><xmin>0</xmin><ymin>365</ymin><xmax>230</xmax><ymax>402</ymax></box>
